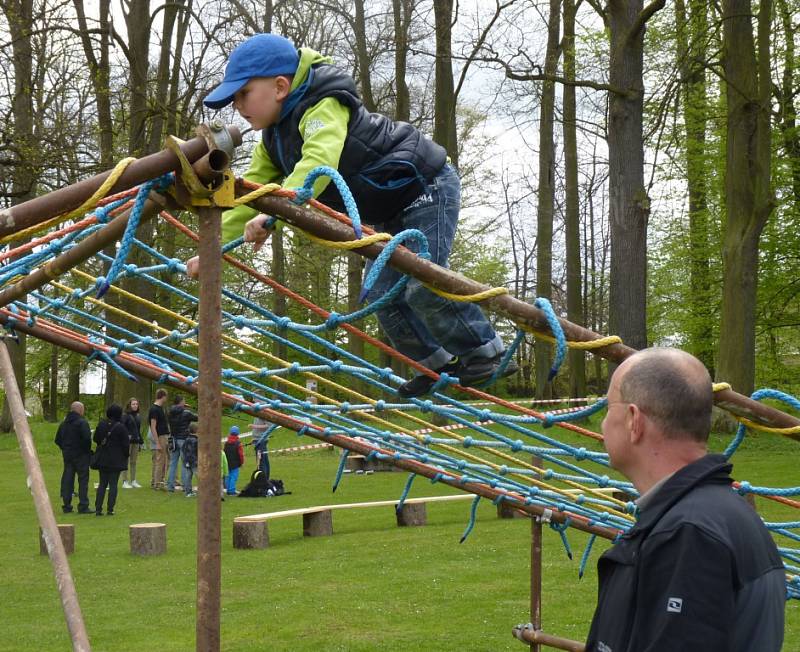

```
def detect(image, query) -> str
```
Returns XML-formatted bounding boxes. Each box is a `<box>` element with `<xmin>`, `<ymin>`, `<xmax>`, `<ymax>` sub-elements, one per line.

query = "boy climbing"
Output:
<box><xmin>189</xmin><ymin>33</ymin><xmax>516</xmax><ymax>397</ymax></box>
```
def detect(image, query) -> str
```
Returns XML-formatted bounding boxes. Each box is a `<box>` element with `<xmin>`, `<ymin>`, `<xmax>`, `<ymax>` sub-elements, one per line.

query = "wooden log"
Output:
<box><xmin>345</xmin><ymin>455</ymin><xmax>365</xmax><ymax>472</ymax></box>
<box><xmin>233</xmin><ymin>518</ymin><xmax>269</xmax><ymax>549</ymax></box>
<box><xmin>497</xmin><ymin>502</ymin><xmax>527</xmax><ymax>519</ymax></box>
<box><xmin>39</xmin><ymin>524</ymin><xmax>75</xmax><ymax>556</ymax></box>
<box><xmin>130</xmin><ymin>523</ymin><xmax>167</xmax><ymax>556</ymax></box>
<box><xmin>303</xmin><ymin>510</ymin><xmax>333</xmax><ymax>537</ymax></box>
<box><xmin>396</xmin><ymin>502</ymin><xmax>427</xmax><ymax>527</ymax></box>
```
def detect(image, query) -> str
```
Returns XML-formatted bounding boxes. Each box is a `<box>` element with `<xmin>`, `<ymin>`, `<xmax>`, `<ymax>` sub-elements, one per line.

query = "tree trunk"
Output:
<box><xmin>48</xmin><ymin>345</ymin><xmax>59</xmax><ymax>421</ymax></box>
<box><xmin>607</xmin><ymin>0</ymin><xmax>664</xmax><ymax>351</ymax></box>
<box><xmin>353</xmin><ymin>0</ymin><xmax>376</xmax><ymax>112</ymax></box>
<box><xmin>347</xmin><ymin>252</ymin><xmax>365</xmax><ymax>392</ymax></box>
<box><xmin>272</xmin><ymin>227</ymin><xmax>288</xmax><ymax>361</ymax></box>
<box><xmin>676</xmin><ymin>0</ymin><xmax>714</xmax><ymax>372</ymax></box>
<box><xmin>433</xmin><ymin>0</ymin><xmax>458</xmax><ymax>167</ymax></box>
<box><xmin>67</xmin><ymin>354</ymin><xmax>81</xmax><ymax>403</ymax></box>
<box><xmin>716</xmin><ymin>0</ymin><xmax>773</xmax><ymax>395</ymax></box>
<box><xmin>392</xmin><ymin>0</ymin><xmax>412</xmax><ymax>122</ymax></box>
<box><xmin>534</xmin><ymin>0</ymin><xmax>561</xmax><ymax>399</ymax></box>
<box><xmin>563</xmin><ymin>0</ymin><xmax>585</xmax><ymax>397</ymax></box>
<box><xmin>0</xmin><ymin>0</ymin><xmax>35</xmax><ymax>432</ymax></box>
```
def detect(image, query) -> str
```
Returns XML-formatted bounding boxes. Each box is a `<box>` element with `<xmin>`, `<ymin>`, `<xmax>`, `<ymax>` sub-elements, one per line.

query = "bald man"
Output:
<box><xmin>54</xmin><ymin>401</ymin><xmax>93</xmax><ymax>514</ymax></box>
<box><xmin>586</xmin><ymin>348</ymin><xmax>785</xmax><ymax>652</ymax></box>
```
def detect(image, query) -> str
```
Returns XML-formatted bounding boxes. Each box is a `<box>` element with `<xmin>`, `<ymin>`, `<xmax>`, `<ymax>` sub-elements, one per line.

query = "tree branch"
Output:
<box><xmin>628</xmin><ymin>0</ymin><xmax>666</xmax><ymax>45</ymax></box>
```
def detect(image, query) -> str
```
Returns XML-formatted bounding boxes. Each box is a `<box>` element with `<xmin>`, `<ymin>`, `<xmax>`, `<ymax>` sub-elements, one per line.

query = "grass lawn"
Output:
<box><xmin>0</xmin><ymin>417</ymin><xmax>797</xmax><ymax>651</ymax></box>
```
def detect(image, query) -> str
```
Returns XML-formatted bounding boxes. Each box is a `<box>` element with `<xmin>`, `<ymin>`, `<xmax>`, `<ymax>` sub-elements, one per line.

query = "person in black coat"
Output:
<box><xmin>93</xmin><ymin>404</ymin><xmax>130</xmax><ymax>516</ymax></box>
<box><xmin>54</xmin><ymin>401</ymin><xmax>93</xmax><ymax>514</ymax></box>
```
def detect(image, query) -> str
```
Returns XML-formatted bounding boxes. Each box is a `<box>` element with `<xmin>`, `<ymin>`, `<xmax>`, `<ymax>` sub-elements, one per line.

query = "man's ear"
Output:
<box><xmin>275</xmin><ymin>75</ymin><xmax>292</xmax><ymax>99</ymax></box>
<box><xmin>627</xmin><ymin>404</ymin><xmax>645</xmax><ymax>444</ymax></box>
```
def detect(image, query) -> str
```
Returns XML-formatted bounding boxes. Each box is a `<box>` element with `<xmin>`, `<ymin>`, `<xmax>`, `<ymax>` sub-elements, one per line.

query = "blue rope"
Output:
<box><xmin>292</xmin><ymin>166</ymin><xmax>363</xmax><ymax>239</ymax></box>
<box><xmin>578</xmin><ymin>534</ymin><xmax>597</xmax><ymax>579</ymax></box>
<box><xmin>332</xmin><ymin>449</ymin><xmax>350</xmax><ymax>492</ymax></box>
<box><xmin>460</xmin><ymin>495</ymin><xmax>481</xmax><ymax>543</ymax></box>
<box><xmin>95</xmin><ymin>173</ymin><xmax>172</xmax><ymax>298</ymax></box>
<box><xmin>534</xmin><ymin>297</ymin><xmax>567</xmax><ymax>380</ymax></box>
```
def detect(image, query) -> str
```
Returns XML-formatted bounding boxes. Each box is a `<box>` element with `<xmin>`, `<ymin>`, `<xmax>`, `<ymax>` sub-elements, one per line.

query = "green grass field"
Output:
<box><xmin>0</xmin><ymin>418</ymin><xmax>797</xmax><ymax>651</ymax></box>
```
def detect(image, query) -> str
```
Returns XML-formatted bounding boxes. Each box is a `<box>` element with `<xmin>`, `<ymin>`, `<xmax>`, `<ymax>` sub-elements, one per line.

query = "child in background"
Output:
<box><xmin>220</xmin><ymin>450</ymin><xmax>229</xmax><ymax>501</ymax></box>
<box><xmin>182</xmin><ymin>422</ymin><xmax>199</xmax><ymax>497</ymax></box>
<box><xmin>223</xmin><ymin>425</ymin><xmax>244</xmax><ymax>495</ymax></box>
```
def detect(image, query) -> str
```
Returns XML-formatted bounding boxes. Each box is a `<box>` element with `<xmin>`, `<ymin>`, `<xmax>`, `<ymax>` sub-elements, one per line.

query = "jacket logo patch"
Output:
<box><xmin>667</xmin><ymin>597</ymin><xmax>683</xmax><ymax>613</ymax></box>
<box><xmin>597</xmin><ymin>643</ymin><xmax>613</xmax><ymax>652</ymax></box>
<box><xmin>304</xmin><ymin>119</ymin><xmax>325</xmax><ymax>137</ymax></box>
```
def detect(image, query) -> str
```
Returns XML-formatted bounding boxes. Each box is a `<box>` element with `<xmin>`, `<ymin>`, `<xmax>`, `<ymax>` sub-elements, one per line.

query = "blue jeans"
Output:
<box><xmin>364</xmin><ymin>165</ymin><xmax>502</xmax><ymax>371</ymax></box>
<box><xmin>167</xmin><ymin>439</ymin><xmax>191</xmax><ymax>491</ymax></box>
<box><xmin>226</xmin><ymin>467</ymin><xmax>240</xmax><ymax>495</ymax></box>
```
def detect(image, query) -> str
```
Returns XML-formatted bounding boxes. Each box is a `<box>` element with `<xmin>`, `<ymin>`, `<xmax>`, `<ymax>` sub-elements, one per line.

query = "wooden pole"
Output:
<box><xmin>0</xmin><ymin>195</ymin><xmax>166</xmax><ymax>310</ymax></box>
<box><xmin>0</xmin><ymin>127</ymin><xmax>241</xmax><ymax>239</ymax></box>
<box><xmin>530</xmin><ymin>456</ymin><xmax>543</xmax><ymax>652</ymax></box>
<box><xmin>195</xmin><ymin>206</ymin><xmax>223</xmax><ymax>652</ymax></box>
<box><xmin>0</xmin><ymin>340</ymin><xmax>91</xmax><ymax>651</ymax></box>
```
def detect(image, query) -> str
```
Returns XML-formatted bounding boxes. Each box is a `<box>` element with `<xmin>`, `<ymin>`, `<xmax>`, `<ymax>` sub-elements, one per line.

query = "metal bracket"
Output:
<box><xmin>165</xmin><ymin>121</ymin><xmax>239</xmax><ymax>210</ymax></box>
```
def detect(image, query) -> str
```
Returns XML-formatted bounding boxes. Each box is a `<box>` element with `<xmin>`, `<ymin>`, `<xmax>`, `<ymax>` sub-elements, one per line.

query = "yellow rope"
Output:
<box><xmin>518</xmin><ymin>322</ymin><xmax>623</xmax><ymax>351</ymax></box>
<box><xmin>0</xmin><ymin>157</ymin><xmax>137</xmax><ymax>245</ymax></box>
<box><xmin>422</xmin><ymin>283</ymin><xmax>509</xmax><ymax>302</ymax></box>
<box><xmin>232</xmin><ymin>182</ymin><xmax>282</xmax><ymax>206</ymax></box>
<box><xmin>302</xmin><ymin>230</ymin><xmax>393</xmax><ymax>249</ymax></box>
<box><xmin>736</xmin><ymin>417</ymin><xmax>800</xmax><ymax>435</ymax></box>
<box><xmin>712</xmin><ymin>382</ymin><xmax>731</xmax><ymax>392</ymax></box>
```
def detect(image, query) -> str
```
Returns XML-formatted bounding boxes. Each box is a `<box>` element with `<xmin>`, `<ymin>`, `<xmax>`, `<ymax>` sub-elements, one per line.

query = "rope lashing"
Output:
<box><xmin>0</xmin><ymin>157</ymin><xmax>137</xmax><ymax>245</ymax></box>
<box><xmin>290</xmin><ymin>166</ymin><xmax>363</xmax><ymax>239</ymax></box>
<box><xmin>95</xmin><ymin>173</ymin><xmax>173</xmax><ymax>298</ymax></box>
<box><xmin>533</xmin><ymin>297</ymin><xmax>567</xmax><ymax>380</ymax></box>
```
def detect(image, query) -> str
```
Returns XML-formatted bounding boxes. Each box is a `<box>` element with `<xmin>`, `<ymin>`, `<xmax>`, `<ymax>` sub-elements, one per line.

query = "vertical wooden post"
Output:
<box><xmin>196</xmin><ymin>206</ymin><xmax>223</xmax><ymax>652</ymax></box>
<box><xmin>0</xmin><ymin>341</ymin><xmax>91</xmax><ymax>651</ymax></box>
<box><xmin>530</xmin><ymin>456</ymin><xmax>543</xmax><ymax>652</ymax></box>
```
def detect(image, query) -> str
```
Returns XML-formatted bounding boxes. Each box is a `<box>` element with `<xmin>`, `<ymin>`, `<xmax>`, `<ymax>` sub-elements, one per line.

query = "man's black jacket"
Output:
<box><xmin>168</xmin><ymin>404</ymin><xmax>198</xmax><ymax>440</ymax></box>
<box><xmin>54</xmin><ymin>410</ymin><xmax>92</xmax><ymax>459</ymax></box>
<box><xmin>586</xmin><ymin>454</ymin><xmax>785</xmax><ymax>652</ymax></box>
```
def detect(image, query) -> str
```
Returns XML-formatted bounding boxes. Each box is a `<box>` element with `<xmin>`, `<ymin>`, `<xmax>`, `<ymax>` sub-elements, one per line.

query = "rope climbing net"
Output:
<box><xmin>2</xmin><ymin>162</ymin><xmax>799</xmax><ymax>599</ymax></box>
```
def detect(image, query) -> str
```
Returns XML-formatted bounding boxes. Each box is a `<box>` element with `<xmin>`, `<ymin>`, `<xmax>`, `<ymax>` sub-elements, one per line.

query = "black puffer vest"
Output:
<box><xmin>262</xmin><ymin>64</ymin><xmax>447</xmax><ymax>224</ymax></box>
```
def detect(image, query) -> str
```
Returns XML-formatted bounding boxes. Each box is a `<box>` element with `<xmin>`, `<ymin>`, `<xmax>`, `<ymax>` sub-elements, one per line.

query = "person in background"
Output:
<box><xmin>92</xmin><ymin>404</ymin><xmax>130</xmax><ymax>516</ymax></box>
<box><xmin>148</xmin><ymin>389</ymin><xmax>170</xmax><ymax>490</ymax></box>
<box><xmin>585</xmin><ymin>348</ymin><xmax>785</xmax><ymax>652</ymax></box>
<box><xmin>182</xmin><ymin>422</ymin><xmax>199</xmax><ymax>497</ymax></box>
<box><xmin>167</xmin><ymin>395</ymin><xmax>198</xmax><ymax>492</ymax></box>
<box><xmin>54</xmin><ymin>401</ymin><xmax>93</xmax><ymax>514</ymax></box>
<box><xmin>252</xmin><ymin>417</ymin><xmax>279</xmax><ymax>480</ymax></box>
<box><xmin>223</xmin><ymin>425</ymin><xmax>244</xmax><ymax>495</ymax></box>
<box><xmin>121</xmin><ymin>397</ymin><xmax>144</xmax><ymax>489</ymax></box>
<box><xmin>221</xmin><ymin>449</ymin><xmax>229</xmax><ymax>501</ymax></box>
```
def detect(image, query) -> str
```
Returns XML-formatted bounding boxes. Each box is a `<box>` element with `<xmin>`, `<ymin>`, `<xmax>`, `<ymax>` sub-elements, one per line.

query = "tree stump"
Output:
<box><xmin>233</xmin><ymin>518</ymin><xmax>269</xmax><ymax>549</ymax></box>
<box><xmin>39</xmin><ymin>524</ymin><xmax>74</xmax><ymax>555</ymax></box>
<box><xmin>130</xmin><ymin>523</ymin><xmax>167</xmax><ymax>556</ymax></box>
<box><xmin>396</xmin><ymin>502</ymin><xmax>427</xmax><ymax>527</ymax></box>
<box><xmin>303</xmin><ymin>510</ymin><xmax>333</xmax><ymax>537</ymax></box>
<box><xmin>345</xmin><ymin>455</ymin><xmax>365</xmax><ymax>472</ymax></box>
<box><xmin>497</xmin><ymin>502</ymin><xmax>526</xmax><ymax>519</ymax></box>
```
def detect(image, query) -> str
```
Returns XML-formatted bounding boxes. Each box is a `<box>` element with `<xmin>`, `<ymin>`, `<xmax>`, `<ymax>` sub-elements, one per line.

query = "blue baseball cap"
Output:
<box><xmin>204</xmin><ymin>34</ymin><xmax>299</xmax><ymax>109</ymax></box>
<box><xmin>229</xmin><ymin>425</ymin><xmax>240</xmax><ymax>435</ymax></box>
